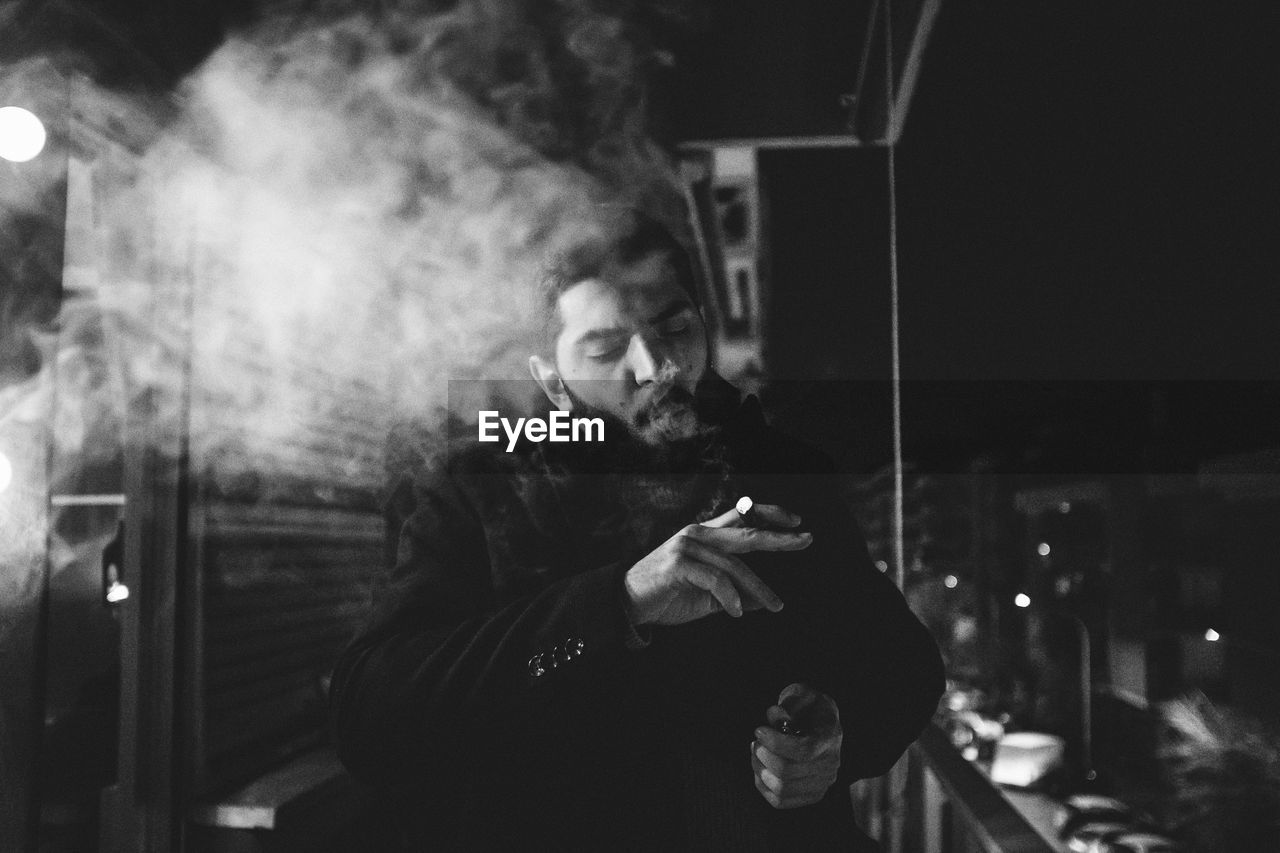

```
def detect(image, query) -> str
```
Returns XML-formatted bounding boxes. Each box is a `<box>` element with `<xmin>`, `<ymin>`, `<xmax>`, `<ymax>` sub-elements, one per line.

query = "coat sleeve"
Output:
<box><xmin>753</xmin><ymin>450</ymin><xmax>945</xmax><ymax>783</ymax></box>
<box><xmin>819</xmin><ymin>531</ymin><xmax>946</xmax><ymax>782</ymax></box>
<box><xmin>328</xmin><ymin>458</ymin><xmax>646</xmax><ymax>786</ymax></box>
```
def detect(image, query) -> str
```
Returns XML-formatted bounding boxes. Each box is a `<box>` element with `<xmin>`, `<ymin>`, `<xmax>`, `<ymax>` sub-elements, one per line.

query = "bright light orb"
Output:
<box><xmin>1036</xmin><ymin>542</ymin><xmax>1051</xmax><ymax>557</ymax></box>
<box><xmin>0</xmin><ymin>107</ymin><xmax>47</xmax><ymax>163</ymax></box>
<box><xmin>1014</xmin><ymin>593</ymin><xmax>1031</xmax><ymax>608</ymax></box>
<box><xmin>944</xmin><ymin>574</ymin><xmax>959</xmax><ymax>589</ymax></box>
<box><xmin>1204</xmin><ymin>628</ymin><xmax>1220</xmax><ymax>642</ymax></box>
<box><xmin>0</xmin><ymin>451</ymin><xmax>12</xmax><ymax>493</ymax></box>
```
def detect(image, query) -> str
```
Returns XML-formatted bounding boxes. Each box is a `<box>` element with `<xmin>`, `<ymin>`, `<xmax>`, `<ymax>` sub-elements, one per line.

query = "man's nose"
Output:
<box><xmin>625</xmin><ymin>334</ymin><xmax>670</xmax><ymax>384</ymax></box>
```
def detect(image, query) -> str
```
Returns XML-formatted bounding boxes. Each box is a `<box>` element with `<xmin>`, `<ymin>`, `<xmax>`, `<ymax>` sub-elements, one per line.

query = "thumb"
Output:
<box><xmin>778</xmin><ymin>683</ymin><xmax>820</xmax><ymax>715</ymax></box>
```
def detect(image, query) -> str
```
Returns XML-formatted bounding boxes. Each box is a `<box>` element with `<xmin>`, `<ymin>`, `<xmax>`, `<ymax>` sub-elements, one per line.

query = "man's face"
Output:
<box><xmin>548</xmin><ymin>251</ymin><xmax>709</xmax><ymax>445</ymax></box>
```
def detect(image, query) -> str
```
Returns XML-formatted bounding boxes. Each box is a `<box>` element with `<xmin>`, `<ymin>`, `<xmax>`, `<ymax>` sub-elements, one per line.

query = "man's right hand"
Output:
<box><xmin>623</xmin><ymin>504</ymin><xmax>812</xmax><ymax>626</ymax></box>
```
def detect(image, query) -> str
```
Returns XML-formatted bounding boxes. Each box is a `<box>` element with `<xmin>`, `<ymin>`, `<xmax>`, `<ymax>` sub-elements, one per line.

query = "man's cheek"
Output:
<box><xmin>568</xmin><ymin>379</ymin><xmax>622</xmax><ymax>411</ymax></box>
<box><xmin>683</xmin><ymin>339</ymin><xmax>709</xmax><ymax>381</ymax></box>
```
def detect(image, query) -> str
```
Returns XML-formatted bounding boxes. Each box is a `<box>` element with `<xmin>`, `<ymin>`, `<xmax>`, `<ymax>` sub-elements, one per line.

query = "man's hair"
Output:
<box><xmin>534</xmin><ymin>207</ymin><xmax>700</xmax><ymax>356</ymax></box>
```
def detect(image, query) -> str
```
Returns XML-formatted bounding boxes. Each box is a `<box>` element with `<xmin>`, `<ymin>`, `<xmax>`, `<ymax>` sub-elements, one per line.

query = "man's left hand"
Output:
<box><xmin>750</xmin><ymin>684</ymin><xmax>843</xmax><ymax>809</ymax></box>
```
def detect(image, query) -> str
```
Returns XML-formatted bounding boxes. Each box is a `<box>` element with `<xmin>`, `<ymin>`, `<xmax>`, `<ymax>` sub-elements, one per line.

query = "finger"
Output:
<box><xmin>778</xmin><ymin>683</ymin><xmax>818</xmax><ymax>710</ymax></box>
<box><xmin>753</xmin><ymin>752</ymin><xmax>789</xmax><ymax>792</ymax></box>
<box><xmin>681</xmin><ymin>561</ymin><xmax>744</xmax><ymax>617</ymax></box>
<box><xmin>701</xmin><ymin>502</ymin><xmax>804</xmax><ymax>530</ymax></box>
<box><xmin>752</xmin><ymin>749</ymin><xmax>835</xmax><ymax>801</ymax></box>
<box><xmin>745</xmin><ymin>503</ymin><xmax>804</xmax><ymax>529</ymax></box>
<box><xmin>776</xmin><ymin>689</ymin><xmax>842</xmax><ymax>731</ymax></box>
<box><xmin>684</xmin><ymin>539</ymin><xmax>783</xmax><ymax>612</ymax></box>
<box><xmin>764</xmin><ymin>704</ymin><xmax>804</xmax><ymax>737</ymax></box>
<box><xmin>690</xmin><ymin>525</ymin><xmax>813</xmax><ymax>555</ymax></box>
<box><xmin>754</xmin><ymin>766</ymin><xmax>834</xmax><ymax>799</ymax></box>
<box><xmin>755</xmin><ymin>725</ymin><xmax>816</xmax><ymax>761</ymax></box>
<box><xmin>755</xmin><ymin>725</ymin><xmax>840</xmax><ymax>762</ymax></box>
<box><xmin>753</xmin><ymin>743</ymin><xmax>837</xmax><ymax>781</ymax></box>
<box><xmin>701</xmin><ymin>505</ymin><xmax>747</xmax><ymax>529</ymax></box>
<box><xmin>765</xmin><ymin>704</ymin><xmax>792</xmax><ymax>729</ymax></box>
<box><xmin>753</xmin><ymin>771</ymin><xmax>783</xmax><ymax>808</ymax></box>
<box><xmin>753</xmin><ymin>773</ymin><xmax>821</xmax><ymax>810</ymax></box>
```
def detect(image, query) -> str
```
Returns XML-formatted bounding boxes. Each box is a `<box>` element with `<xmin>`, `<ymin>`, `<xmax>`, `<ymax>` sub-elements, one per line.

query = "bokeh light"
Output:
<box><xmin>0</xmin><ymin>106</ymin><xmax>47</xmax><ymax>162</ymax></box>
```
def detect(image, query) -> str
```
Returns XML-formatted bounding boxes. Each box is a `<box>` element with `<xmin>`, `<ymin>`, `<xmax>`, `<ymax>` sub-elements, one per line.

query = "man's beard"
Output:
<box><xmin>629</xmin><ymin>382</ymin><xmax>715</xmax><ymax>446</ymax></box>
<box><xmin>560</xmin><ymin>379</ymin><xmax>732</xmax><ymax>534</ymax></box>
<box><xmin>562</xmin><ymin>380</ymin><xmax>719</xmax><ymax>468</ymax></box>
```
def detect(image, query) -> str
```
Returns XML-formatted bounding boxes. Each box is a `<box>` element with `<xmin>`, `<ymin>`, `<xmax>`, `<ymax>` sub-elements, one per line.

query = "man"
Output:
<box><xmin>330</xmin><ymin>209</ymin><xmax>944</xmax><ymax>850</ymax></box>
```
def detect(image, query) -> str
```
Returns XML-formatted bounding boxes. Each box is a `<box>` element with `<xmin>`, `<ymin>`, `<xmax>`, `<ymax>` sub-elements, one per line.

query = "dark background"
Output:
<box><xmin>765</xmin><ymin>1</ymin><xmax>1279</xmax><ymax>383</ymax></box>
<box><xmin>753</xmin><ymin>1</ymin><xmax>1279</xmax><ymax>473</ymax></box>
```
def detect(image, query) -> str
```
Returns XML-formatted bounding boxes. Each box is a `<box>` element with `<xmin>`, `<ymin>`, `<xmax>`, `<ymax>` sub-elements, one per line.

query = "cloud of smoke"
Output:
<box><xmin>2</xmin><ymin>0</ymin><xmax>696</xmax><ymax>501</ymax></box>
<box><xmin>0</xmin><ymin>5</ymin><xmax>694</xmax><ymax>831</ymax></box>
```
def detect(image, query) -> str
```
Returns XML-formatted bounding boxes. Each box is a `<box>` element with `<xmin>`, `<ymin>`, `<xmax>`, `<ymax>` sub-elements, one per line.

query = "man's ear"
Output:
<box><xmin>529</xmin><ymin>355</ymin><xmax>573</xmax><ymax>411</ymax></box>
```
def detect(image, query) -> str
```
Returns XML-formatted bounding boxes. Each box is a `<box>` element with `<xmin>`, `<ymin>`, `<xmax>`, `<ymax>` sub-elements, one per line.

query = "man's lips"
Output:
<box><xmin>631</xmin><ymin>385</ymin><xmax>692</xmax><ymax>424</ymax></box>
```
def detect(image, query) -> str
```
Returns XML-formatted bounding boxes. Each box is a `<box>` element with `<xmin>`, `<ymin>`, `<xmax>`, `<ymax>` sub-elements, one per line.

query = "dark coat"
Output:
<box><xmin>330</xmin><ymin>390</ymin><xmax>944</xmax><ymax>851</ymax></box>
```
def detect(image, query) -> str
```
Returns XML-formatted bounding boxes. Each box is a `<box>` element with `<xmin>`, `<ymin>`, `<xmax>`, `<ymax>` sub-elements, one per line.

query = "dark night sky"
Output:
<box><xmin>758</xmin><ymin>1</ymin><xmax>1280</xmax><ymax>472</ymax></box>
<box><xmin>765</xmin><ymin>0</ymin><xmax>1279</xmax><ymax>382</ymax></box>
<box><xmin>896</xmin><ymin>0</ymin><xmax>1279</xmax><ymax>383</ymax></box>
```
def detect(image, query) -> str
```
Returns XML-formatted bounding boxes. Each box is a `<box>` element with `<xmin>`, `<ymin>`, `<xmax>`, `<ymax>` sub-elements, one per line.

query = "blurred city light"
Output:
<box><xmin>944</xmin><ymin>574</ymin><xmax>959</xmax><ymax>589</ymax></box>
<box><xmin>1204</xmin><ymin>628</ymin><xmax>1220</xmax><ymax>642</ymax></box>
<box><xmin>1014</xmin><ymin>593</ymin><xmax>1031</xmax><ymax>608</ymax></box>
<box><xmin>1036</xmin><ymin>542</ymin><xmax>1051</xmax><ymax>556</ymax></box>
<box><xmin>0</xmin><ymin>450</ymin><xmax>12</xmax><ymax>494</ymax></box>
<box><xmin>0</xmin><ymin>106</ymin><xmax>47</xmax><ymax>162</ymax></box>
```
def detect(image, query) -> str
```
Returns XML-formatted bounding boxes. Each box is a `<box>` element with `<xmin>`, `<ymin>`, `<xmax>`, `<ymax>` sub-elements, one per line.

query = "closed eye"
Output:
<box><xmin>585</xmin><ymin>345</ymin><xmax>626</xmax><ymax>361</ymax></box>
<box><xmin>656</xmin><ymin>317</ymin><xmax>692</xmax><ymax>336</ymax></box>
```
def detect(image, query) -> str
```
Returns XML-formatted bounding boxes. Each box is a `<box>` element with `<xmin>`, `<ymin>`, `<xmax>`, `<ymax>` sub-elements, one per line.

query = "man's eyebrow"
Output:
<box><xmin>574</xmin><ymin>327</ymin><xmax>628</xmax><ymax>346</ymax></box>
<box><xmin>570</xmin><ymin>300</ymin><xmax>694</xmax><ymax>347</ymax></box>
<box><xmin>649</xmin><ymin>299</ymin><xmax>694</xmax><ymax>324</ymax></box>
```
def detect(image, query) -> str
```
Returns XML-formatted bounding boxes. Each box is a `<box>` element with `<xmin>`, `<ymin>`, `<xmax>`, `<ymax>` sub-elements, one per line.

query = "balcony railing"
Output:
<box><xmin>853</xmin><ymin>724</ymin><xmax>1059</xmax><ymax>853</ymax></box>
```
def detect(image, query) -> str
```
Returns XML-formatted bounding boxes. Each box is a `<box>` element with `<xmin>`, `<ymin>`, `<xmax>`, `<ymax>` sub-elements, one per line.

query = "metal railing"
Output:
<box><xmin>852</xmin><ymin>724</ymin><xmax>1058</xmax><ymax>853</ymax></box>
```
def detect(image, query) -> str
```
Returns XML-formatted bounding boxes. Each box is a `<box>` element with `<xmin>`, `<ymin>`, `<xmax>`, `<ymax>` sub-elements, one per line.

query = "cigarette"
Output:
<box><xmin>736</xmin><ymin>495</ymin><xmax>809</xmax><ymax>536</ymax></box>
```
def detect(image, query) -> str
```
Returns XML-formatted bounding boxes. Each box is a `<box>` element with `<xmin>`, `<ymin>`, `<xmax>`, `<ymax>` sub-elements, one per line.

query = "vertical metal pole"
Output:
<box><xmin>96</xmin><ymin>149</ymin><xmax>196</xmax><ymax>853</ymax></box>
<box><xmin>1071</xmin><ymin>614</ymin><xmax>1094</xmax><ymax>782</ymax></box>
<box><xmin>922</xmin><ymin>766</ymin><xmax>944</xmax><ymax>853</ymax></box>
<box><xmin>884</xmin><ymin>0</ymin><xmax>911</xmax><ymax>851</ymax></box>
